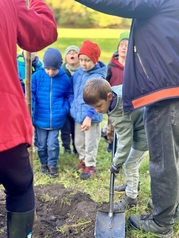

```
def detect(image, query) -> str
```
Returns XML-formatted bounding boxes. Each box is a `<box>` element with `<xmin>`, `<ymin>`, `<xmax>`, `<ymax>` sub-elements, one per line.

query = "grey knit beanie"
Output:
<box><xmin>64</xmin><ymin>45</ymin><xmax>79</xmax><ymax>59</ymax></box>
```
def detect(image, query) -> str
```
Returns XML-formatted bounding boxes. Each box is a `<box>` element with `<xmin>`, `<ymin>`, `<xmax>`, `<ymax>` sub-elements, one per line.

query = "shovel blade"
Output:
<box><xmin>94</xmin><ymin>211</ymin><xmax>125</xmax><ymax>238</ymax></box>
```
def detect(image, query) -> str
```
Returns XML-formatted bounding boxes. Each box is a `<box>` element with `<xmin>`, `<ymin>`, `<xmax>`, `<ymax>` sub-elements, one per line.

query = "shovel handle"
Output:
<box><xmin>109</xmin><ymin>172</ymin><xmax>115</xmax><ymax>217</ymax></box>
<box><xmin>109</xmin><ymin>131</ymin><xmax>117</xmax><ymax>216</ymax></box>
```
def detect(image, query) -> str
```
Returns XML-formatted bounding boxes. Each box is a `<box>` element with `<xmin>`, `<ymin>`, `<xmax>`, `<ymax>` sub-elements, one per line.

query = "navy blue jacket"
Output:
<box><xmin>32</xmin><ymin>68</ymin><xmax>72</xmax><ymax>129</ymax></box>
<box><xmin>76</xmin><ymin>0</ymin><xmax>179</xmax><ymax>112</ymax></box>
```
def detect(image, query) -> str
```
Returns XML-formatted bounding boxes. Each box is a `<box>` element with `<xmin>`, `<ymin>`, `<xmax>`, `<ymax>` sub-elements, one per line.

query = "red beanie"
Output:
<box><xmin>78</xmin><ymin>40</ymin><xmax>101</xmax><ymax>63</ymax></box>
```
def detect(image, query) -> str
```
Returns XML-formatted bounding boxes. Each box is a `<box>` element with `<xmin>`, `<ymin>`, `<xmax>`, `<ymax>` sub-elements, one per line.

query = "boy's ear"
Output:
<box><xmin>107</xmin><ymin>92</ymin><xmax>113</xmax><ymax>101</ymax></box>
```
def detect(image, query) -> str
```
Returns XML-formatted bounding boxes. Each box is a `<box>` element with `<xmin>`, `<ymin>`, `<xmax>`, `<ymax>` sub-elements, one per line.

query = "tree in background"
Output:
<box><xmin>45</xmin><ymin>0</ymin><xmax>131</xmax><ymax>28</ymax></box>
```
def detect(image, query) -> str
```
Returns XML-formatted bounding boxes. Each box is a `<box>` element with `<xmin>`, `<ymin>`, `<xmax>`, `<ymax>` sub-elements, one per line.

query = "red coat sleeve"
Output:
<box><xmin>17</xmin><ymin>0</ymin><xmax>58</xmax><ymax>52</ymax></box>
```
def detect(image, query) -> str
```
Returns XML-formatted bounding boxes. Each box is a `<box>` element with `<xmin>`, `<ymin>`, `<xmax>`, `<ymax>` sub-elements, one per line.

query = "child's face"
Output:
<box><xmin>79</xmin><ymin>54</ymin><xmax>95</xmax><ymax>71</ymax></box>
<box><xmin>66</xmin><ymin>50</ymin><xmax>79</xmax><ymax>66</ymax></box>
<box><xmin>118</xmin><ymin>39</ymin><xmax>128</xmax><ymax>58</ymax></box>
<box><xmin>91</xmin><ymin>93</ymin><xmax>113</xmax><ymax>114</ymax></box>
<box><xmin>45</xmin><ymin>68</ymin><xmax>59</xmax><ymax>77</ymax></box>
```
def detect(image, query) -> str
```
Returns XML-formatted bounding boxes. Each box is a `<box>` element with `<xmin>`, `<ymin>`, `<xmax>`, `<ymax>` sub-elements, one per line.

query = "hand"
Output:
<box><xmin>110</xmin><ymin>164</ymin><xmax>121</xmax><ymax>174</ymax></box>
<box><xmin>81</xmin><ymin>116</ymin><xmax>92</xmax><ymax>131</ymax></box>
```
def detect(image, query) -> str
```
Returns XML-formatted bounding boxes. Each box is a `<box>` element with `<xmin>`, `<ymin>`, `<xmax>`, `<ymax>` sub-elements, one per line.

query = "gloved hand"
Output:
<box><xmin>110</xmin><ymin>164</ymin><xmax>121</xmax><ymax>174</ymax></box>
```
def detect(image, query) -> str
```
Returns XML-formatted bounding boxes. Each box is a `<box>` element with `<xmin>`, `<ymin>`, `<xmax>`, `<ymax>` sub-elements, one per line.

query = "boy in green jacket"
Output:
<box><xmin>83</xmin><ymin>78</ymin><xmax>148</xmax><ymax>211</ymax></box>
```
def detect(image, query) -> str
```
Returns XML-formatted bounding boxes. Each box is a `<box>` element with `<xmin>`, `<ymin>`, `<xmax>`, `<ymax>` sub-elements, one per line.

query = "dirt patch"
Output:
<box><xmin>0</xmin><ymin>184</ymin><xmax>107</xmax><ymax>238</ymax></box>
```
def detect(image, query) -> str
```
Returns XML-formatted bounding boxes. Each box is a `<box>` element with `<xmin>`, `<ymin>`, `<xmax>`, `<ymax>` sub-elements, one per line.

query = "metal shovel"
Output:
<box><xmin>94</xmin><ymin>132</ymin><xmax>125</xmax><ymax>238</ymax></box>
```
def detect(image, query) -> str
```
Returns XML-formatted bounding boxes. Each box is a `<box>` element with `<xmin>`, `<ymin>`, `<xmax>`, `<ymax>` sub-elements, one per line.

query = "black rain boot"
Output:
<box><xmin>7</xmin><ymin>209</ymin><xmax>34</xmax><ymax>238</ymax></box>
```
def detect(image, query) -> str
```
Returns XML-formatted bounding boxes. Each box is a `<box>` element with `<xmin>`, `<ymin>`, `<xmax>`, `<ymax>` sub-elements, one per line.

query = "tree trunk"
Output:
<box><xmin>25</xmin><ymin>53</ymin><xmax>34</xmax><ymax>168</ymax></box>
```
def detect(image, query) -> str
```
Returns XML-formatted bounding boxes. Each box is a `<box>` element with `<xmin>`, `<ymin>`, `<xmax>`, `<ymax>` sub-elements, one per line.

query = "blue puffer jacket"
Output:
<box><xmin>75</xmin><ymin>0</ymin><xmax>179</xmax><ymax>112</ymax></box>
<box><xmin>70</xmin><ymin>61</ymin><xmax>107</xmax><ymax>123</ymax></box>
<box><xmin>32</xmin><ymin>68</ymin><xmax>72</xmax><ymax>129</ymax></box>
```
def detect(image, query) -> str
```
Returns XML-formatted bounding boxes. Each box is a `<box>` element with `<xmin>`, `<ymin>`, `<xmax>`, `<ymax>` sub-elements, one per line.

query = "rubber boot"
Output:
<box><xmin>7</xmin><ymin>209</ymin><xmax>34</xmax><ymax>238</ymax></box>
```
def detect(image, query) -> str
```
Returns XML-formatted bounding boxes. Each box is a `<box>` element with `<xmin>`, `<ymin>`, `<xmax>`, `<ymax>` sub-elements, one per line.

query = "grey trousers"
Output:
<box><xmin>124</xmin><ymin>149</ymin><xmax>148</xmax><ymax>199</ymax></box>
<box><xmin>75</xmin><ymin>122</ymin><xmax>101</xmax><ymax>167</ymax></box>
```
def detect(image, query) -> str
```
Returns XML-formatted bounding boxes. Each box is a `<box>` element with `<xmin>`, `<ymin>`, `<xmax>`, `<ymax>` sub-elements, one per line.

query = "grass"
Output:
<box><xmin>18</xmin><ymin>28</ymin><xmax>125</xmax><ymax>64</ymax></box>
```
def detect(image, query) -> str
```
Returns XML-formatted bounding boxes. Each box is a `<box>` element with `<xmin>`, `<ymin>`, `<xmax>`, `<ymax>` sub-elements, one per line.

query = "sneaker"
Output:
<box><xmin>41</xmin><ymin>164</ymin><xmax>49</xmax><ymax>174</ymax></box>
<box><xmin>114</xmin><ymin>195</ymin><xmax>137</xmax><ymax>212</ymax></box>
<box><xmin>48</xmin><ymin>166</ymin><xmax>58</xmax><ymax>178</ymax></box>
<box><xmin>75</xmin><ymin>160</ymin><xmax>86</xmax><ymax>172</ymax></box>
<box><xmin>129</xmin><ymin>214</ymin><xmax>174</xmax><ymax>238</ymax></box>
<box><xmin>80</xmin><ymin>166</ymin><xmax>96</xmax><ymax>180</ymax></box>
<box><xmin>114</xmin><ymin>183</ymin><xmax>127</xmax><ymax>192</ymax></box>
<box><xmin>115</xmin><ymin>182</ymin><xmax>140</xmax><ymax>193</ymax></box>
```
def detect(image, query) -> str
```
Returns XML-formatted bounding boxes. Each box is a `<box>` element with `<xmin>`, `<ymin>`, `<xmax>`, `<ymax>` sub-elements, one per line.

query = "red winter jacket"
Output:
<box><xmin>106</xmin><ymin>52</ymin><xmax>124</xmax><ymax>86</ymax></box>
<box><xmin>0</xmin><ymin>0</ymin><xmax>57</xmax><ymax>152</ymax></box>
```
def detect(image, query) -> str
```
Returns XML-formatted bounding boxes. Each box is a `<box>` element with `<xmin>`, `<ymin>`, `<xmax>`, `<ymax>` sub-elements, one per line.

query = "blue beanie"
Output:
<box><xmin>43</xmin><ymin>48</ymin><xmax>62</xmax><ymax>69</ymax></box>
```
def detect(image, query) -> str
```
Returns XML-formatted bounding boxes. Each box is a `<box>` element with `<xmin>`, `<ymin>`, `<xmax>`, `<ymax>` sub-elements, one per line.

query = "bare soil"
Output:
<box><xmin>0</xmin><ymin>184</ymin><xmax>107</xmax><ymax>238</ymax></box>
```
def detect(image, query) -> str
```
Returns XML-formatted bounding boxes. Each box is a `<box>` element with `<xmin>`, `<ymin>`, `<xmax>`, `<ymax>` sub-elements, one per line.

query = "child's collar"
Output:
<box><xmin>108</xmin><ymin>92</ymin><xmax>117</xmax><ymax>112</ymax></box>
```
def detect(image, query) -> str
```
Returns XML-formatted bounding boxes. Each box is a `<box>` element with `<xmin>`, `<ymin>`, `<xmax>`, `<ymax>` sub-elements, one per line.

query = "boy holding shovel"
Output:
<box><xmin>83</xmin><ymin>78</ymin><xmax>148</xmax><ymax>211</ymax></box>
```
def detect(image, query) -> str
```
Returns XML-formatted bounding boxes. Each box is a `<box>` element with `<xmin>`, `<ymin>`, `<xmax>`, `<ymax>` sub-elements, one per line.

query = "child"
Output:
<box><xmin>32</xmin><ymin>48</ymin><xmax>72</xmax><ymax>178</ymax></box>
<box><xmin>83</xmin><ymin>78</ymin><xmax>148</xmax><ymax>210</ymax></box>
<box><xmin>62</xmin><ymin>45</ymin><xmax>80</xmax><ymax>77</ymax></box>
<box><xmin>17</xmin><ymin>50</ymin><xmax>42</xmax><ymax>83</ymax></box>
<box><xmin>69</xmin><ymin>40</ymin><xmax>107</xmax><ymax>180</ymax></box>
<box><xmin>61</xmin><ymin>45</ymin><xmax>80</xmax><ymax>154</ymax></box>
<box><xmin>106</xmin><ymin>31</ymin><xmax>129</xmax><ymax>86</ymax></box>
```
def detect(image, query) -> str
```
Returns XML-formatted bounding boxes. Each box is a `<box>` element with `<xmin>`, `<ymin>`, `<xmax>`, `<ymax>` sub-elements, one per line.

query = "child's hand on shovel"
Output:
<box><xmin>110</xmin><ymin>164</ymin><xmax>121</xmax><ymax>175</ymax></box>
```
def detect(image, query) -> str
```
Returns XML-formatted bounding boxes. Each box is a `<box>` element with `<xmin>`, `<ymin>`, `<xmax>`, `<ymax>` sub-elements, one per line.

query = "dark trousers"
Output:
<box><xmin>144</xmin><ymin>99</ymin><xmax>179</xmax><ymax>226</ymax></box>
<box><xmin>0</xmin><ymin>144</ymin><xmax>34</xmax><ymax>212</ymax></box>
<box><xmin>61</xmin><ymin>114</ymin><xmax>76</xmax><ymax>151</ymax></box>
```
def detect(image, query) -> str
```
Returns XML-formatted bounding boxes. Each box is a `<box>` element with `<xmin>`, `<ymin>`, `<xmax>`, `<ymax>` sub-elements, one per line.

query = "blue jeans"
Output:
<box><xmin>144</xmin><ymin>99</ymin><xmax>179</xmax><ymax>226</ymax></box>
<box><xmin>36</xmin><ymin>127</ymin><xmax>60</xmax><ymax>166</ymax></box>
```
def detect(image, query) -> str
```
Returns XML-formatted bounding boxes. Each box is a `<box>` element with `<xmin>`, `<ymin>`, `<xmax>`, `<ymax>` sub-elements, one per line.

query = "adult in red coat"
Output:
<box><xmin>0</xmin><ymin>0</ymin><xmax>57</xmax><ymax>237</ymax></box>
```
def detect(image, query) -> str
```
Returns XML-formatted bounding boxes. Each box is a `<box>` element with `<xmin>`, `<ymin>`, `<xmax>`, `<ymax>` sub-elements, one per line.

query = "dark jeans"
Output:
<box><xmin>144</xmin><ymin>99</ymin><xmax>179</xmax><ymax>226</ymax></box>
<box><xmin>0</xmin><ymin>144</ymin><xmax>34</xmax><ymax>212</ymax></box>
<box><xmin>61</xmin><ymin>114</ymin><xmax>76</xmax><ymax>151</ymax></box>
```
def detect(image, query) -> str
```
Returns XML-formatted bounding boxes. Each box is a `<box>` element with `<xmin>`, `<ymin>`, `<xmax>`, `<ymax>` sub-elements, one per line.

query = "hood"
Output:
<box><xmin>108</xmin><ymin>52</ymin><xmax>124</xmax><ymax>70</ymax></box>
<box><xmin>17</xmin><ymin>54</ymin><xmax>25</xmax><ymax>66</ymax></box>
<box><xmin>78</xmin><ymin>61</ymin><xmax>107</xmax><ymax>79</ymax></box>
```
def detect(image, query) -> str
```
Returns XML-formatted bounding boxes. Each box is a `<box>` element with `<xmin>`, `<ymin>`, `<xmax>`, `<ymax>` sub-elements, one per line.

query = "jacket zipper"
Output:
<box><xmin>134</xmin><ymin>46</ymin><xmax>149</xmax><ymax>79</ymax></box>
<box><xmin>50</xmin><ymin>78</ymin><xmax>52</xmax><ymax>128</ymax></box>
